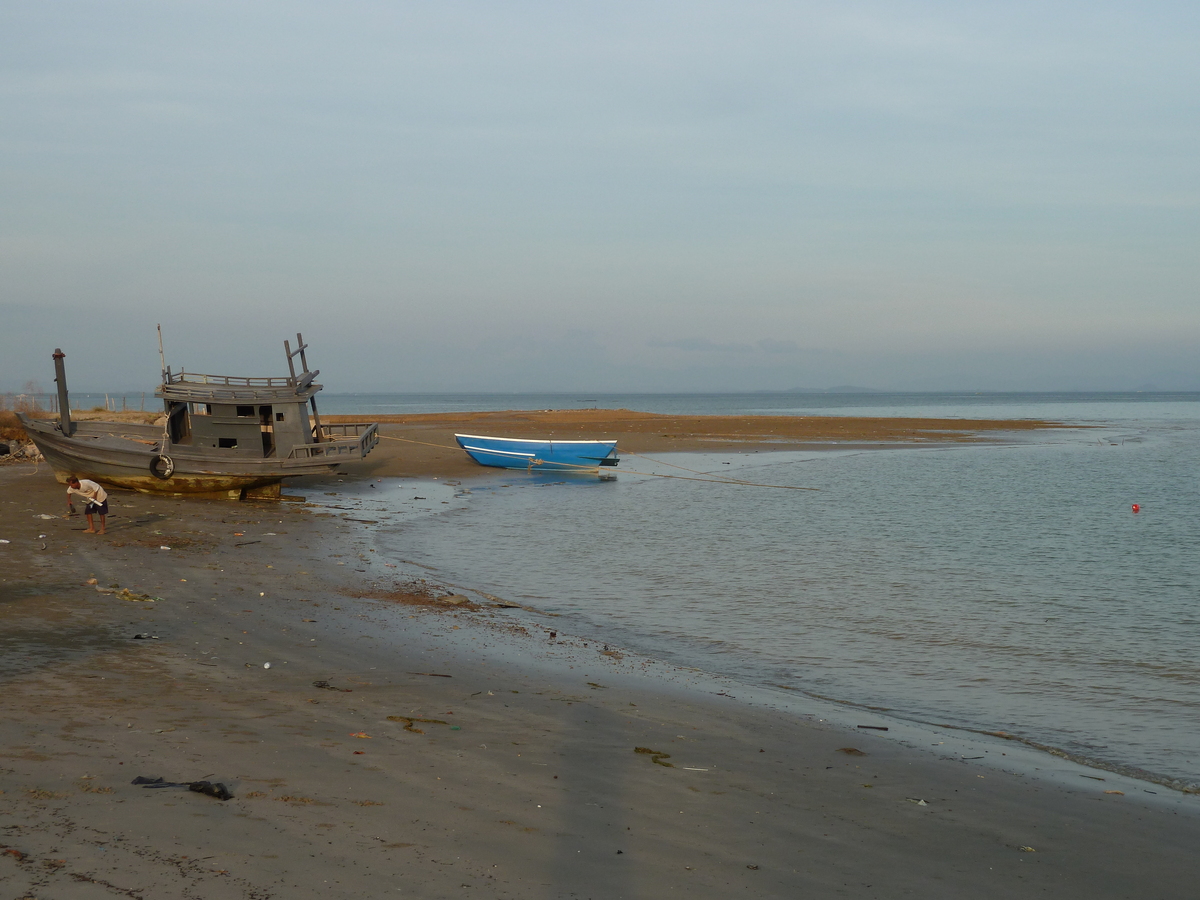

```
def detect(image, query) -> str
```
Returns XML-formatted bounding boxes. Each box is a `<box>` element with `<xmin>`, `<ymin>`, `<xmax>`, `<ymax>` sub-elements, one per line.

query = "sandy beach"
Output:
<box><xmin>3</xmin><ymin>413</ymin><xmax>1198</xmax><ymax>899</ymax></box>
<box><xmin>324</xmin><ymin>408</ymin><xmax>1068</xmax><ymax>481</ymax></box>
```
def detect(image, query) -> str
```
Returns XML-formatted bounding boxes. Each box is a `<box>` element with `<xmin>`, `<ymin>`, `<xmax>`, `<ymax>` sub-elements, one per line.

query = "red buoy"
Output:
<box><xmin>1132</xmin><ymin>504</ymin><xmax>1140</xmax><ymax>513</ymax></box>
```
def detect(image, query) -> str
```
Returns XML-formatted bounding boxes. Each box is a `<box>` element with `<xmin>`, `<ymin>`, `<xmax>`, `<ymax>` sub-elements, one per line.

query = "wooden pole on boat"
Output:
<box><xmin>157</xmin><ymin>324</ymin><xmax>169</xmax><ymax>384</ymax></box>
<box><xmin>301</xmin><ymin>334</ymin><xmax>325</xmax><ymax>443</ymax></box>
<box><xmin>286</xmin><ymin>333</ymin><xmax>324</xmax><ymax>443</ymax></box>
<box><xmin>52</xmin><ymin>348</ymin><xmax>72</xmax><ymax>435</ymax></box>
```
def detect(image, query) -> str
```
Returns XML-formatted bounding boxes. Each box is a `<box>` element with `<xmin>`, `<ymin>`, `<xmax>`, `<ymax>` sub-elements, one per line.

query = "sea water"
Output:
<box><xmin>326</xmin><ymin>392</ymin><xmax>1200</xmax><ymax>790</ymax></box>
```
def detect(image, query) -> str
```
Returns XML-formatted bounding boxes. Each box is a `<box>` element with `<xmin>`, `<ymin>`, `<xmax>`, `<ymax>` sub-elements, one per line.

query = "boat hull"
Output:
<box><xmin>21</xmin><ymin>416</ymin><xmax>350</xmax><ymax>498</ymax></box>
<box><xmin>454</xmin><ymin>433</ymin><xmax>619</xmax><ymax>472</ymax></box>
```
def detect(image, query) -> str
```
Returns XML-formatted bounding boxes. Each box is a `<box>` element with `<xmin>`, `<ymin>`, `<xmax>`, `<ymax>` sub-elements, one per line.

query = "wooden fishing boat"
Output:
<box><xmin>19</xmin><ymin>332</ymin><xmax>378</xmax><ymax>499</ymax></box>
<box><xmin>454</xmin><ymin>433</ymin><xmax>619</xmax><ymax>472</ymax></box>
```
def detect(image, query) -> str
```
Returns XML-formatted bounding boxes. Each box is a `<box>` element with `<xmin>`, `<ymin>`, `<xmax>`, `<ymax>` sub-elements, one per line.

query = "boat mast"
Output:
<box><xmin>285</xmin><ymin>333</ymin><xmax>324</xmax><ymax>442</ymax></box>
<box><xmin>157</xmin><ymin>324</ymin><xmax>171</xmax><ymax>384</ymax></box>
<box><xmin>156</xmin><ymin>324</ymin><xmax>173</xmax><ymax>448</ymax></box>
<box><xmin>52</xmin><ymin>348</ymin><xmax>72</xmax><ymax>435</ymax></box>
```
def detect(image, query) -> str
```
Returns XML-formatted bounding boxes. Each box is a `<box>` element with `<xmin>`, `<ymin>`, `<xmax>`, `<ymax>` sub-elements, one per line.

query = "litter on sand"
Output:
<box><xmin>132</xmin><ymin>776</ymin><xmax>233</xmax><ymax>801</ymax></box>
<box><xmin>857</xmin><ymin>725</ymin><xmax>889</xmax><ymax>731</ymax></box>
<box><xmin>387</xmin><ymin>715</ymin><xmax>448</xmax><ymax>734</ymax></box>
<box><xmin>312</xmin><ymin>680</ymin><xmax>353</xmax><ymax>692</ymax></box>
<box><xmin>634</xmin><ymin>747</ymin><xmax>674</xmax><ymax>767</ymax></box>
<box><xmin>95</xmin><ymin>586</ymin><xmax>160</xmax><ymax>602</ymax></box>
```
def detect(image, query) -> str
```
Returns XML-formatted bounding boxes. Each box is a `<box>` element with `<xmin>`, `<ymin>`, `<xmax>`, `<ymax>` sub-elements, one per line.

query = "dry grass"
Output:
<box><xmin>0</xmin><ymin>388</ymin><xmax>43</xmax><ymax>442</ymax></box>
<box><xmin>0</xmin><ymin>409</ymin><xmax>26</xmax><ymax>442</ymax></box>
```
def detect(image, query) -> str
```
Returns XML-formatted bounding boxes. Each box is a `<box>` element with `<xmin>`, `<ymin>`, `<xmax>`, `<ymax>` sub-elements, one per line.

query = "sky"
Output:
<box><xmin>2</xmin><ymin>1</ymin><xmax>1198</xmax><ymax>394</ymax></box>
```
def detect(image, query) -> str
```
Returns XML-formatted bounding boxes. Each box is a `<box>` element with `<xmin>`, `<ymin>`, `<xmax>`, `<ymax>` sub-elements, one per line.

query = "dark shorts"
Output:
<box><xmin>86</xmin><ymin>499</ymin><xmax>109</xmax><ymax>516</ymax></box>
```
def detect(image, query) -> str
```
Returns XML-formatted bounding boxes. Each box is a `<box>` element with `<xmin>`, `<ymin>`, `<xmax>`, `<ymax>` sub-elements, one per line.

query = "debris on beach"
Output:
<box><xmin>95</xmin><ymin>586</ymin><xmax>160</xmax><ymax>602</ymax></box>
<box><xmin>131</xmin><ymin>776</ymin><xmax>233</xmax><ymax>801</ymax></box>
<box><xmin>1019</xmin><ymin>846</ymin><xmax>1036</xmax><ymax>852</ymax></box>
<box><xmin>857</xmin><ymin>725</ymin><xmax>888</xmax><ymax>731</ymax></box>
<box><xmin>634</xmin><ymin>747</ymin><xmax>675</xmax><ymax>767</ymax></box>
<box><xmin>837</xmin><ymin>747</ymin><xmax>866</xmax><ymax>756</ymax></box>
<box><xmin>350</xmin><ymin>732</ymin><xmax>371</xmax><ymax>739</ymax></box>
<box><xmin>312</xmin><ymin>680</ymin><xmax>353</xmax><ymax>692</ymax></box>
<box><xmin>190</xmin><ymin>781</ymin><xmax>234</xmax><ymax>800</ymax></box>
<box><xmin>387</xmin><ymin>715</ymin><xmax>449</xmax><ymax>734</ymax></box>
<box><xmin>132</xmin><ymin>633</ymin><xmax>160</xmax><ymax>640</ymax></box>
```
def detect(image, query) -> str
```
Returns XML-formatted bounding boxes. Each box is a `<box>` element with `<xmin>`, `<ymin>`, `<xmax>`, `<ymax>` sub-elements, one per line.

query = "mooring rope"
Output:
<box><xmin>379</xmin><ymin>434</ymin><xmax>462</xmax><ymax>451</ymax></box>
<box><xmin>619</xmin><ymin>449</ymin><xmax>816</xmax><ymax>488</ymax></box>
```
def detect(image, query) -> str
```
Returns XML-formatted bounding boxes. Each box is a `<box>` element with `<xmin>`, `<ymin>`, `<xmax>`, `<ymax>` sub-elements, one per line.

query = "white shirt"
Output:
<box><xmin>67</xmin><ymin>479</ymin><xmax>108</xmax><ymax>504</ymax></box>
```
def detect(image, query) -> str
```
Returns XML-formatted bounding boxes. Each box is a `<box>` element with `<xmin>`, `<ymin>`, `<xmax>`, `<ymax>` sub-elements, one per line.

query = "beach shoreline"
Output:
<box><xmin>3</xmin><ymin>443</ymin><xmax>1199</xmax><ymax>898</ymax></box>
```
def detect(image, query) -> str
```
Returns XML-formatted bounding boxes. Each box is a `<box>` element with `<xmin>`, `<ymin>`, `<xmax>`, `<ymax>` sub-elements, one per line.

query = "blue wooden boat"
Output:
<box><xmin>454</xmin><ymin>434</ymin><xmax>619</xmax><ymax>472</ymax></box>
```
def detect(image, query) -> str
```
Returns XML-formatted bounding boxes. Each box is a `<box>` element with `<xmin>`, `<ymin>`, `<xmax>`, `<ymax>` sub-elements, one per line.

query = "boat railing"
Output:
<box><xmin>287</xmin><ymin>423</ymin><xmax>379</xmax><ymax>460</ymax></box>
<box><xmin>168</xmin><ymin>371</ymin><xmax>300</xmax><ymax>388</ymax></box>
<box><xmin>160</xmin><ymin>370</ymin><xmax>319</xmax><ymax>396</ymax></box>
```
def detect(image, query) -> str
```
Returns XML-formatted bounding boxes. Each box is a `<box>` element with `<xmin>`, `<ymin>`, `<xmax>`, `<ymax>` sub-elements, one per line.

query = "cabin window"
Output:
<box><xmin>191</xmin><ymin>403</ymin><xmax>209</xmax><ymax>415</ymax></box>
<box><xmin>236</xmin><ymin>406</ymin><xmax>254</xmax><ymax>417</ymax></box>
<box><xmin>218</xmin><ymin>438</ymin><xmax>238</xmax><ymax>449</ymax></box>
<box><xmin>275</xmin><ymin>412</ymin><xmax>285</xmax><ymax>422</ymax></box>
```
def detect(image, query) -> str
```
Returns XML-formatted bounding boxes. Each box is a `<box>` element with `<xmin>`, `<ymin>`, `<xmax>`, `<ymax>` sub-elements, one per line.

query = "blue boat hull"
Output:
<box><xmin>454</xmin><ymin>434</ymin><xmax>619</xmax><ymax>472</ymax></box>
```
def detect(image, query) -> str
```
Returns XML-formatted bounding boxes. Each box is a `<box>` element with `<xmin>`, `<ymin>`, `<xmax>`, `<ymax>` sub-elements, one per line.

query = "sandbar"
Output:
<box><xmin>325</xmin><ymin>408</ymin><xmax>1068</xmax><ymax>480</ymax></box>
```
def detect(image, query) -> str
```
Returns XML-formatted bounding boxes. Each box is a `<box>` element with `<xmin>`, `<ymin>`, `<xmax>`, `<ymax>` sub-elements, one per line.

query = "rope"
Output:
<box><xmin>618</xmin><ymin>467</ymin><xmax>819</xmax><ymax>490</ymax></box>
<box><xmin>379</xmin><ymin>434</ymin><xmax>462</xmax><ymax>451</ymax></box>
<box><xmin>378</xmin><ymin>433</ymin><xmax>817</xmax><ymax>490</ymax></box>
<box><xmin>620</xmin><ymin>449</ymin><xmax>817</xmax><ymax>489</ymax></box>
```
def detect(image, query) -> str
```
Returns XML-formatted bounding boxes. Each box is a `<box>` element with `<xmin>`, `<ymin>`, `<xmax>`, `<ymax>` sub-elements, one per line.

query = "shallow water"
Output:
<box><xmin>329</xmin><ymin>393</ymin><xmax>1200</xmax><ymax>789</ymax></box>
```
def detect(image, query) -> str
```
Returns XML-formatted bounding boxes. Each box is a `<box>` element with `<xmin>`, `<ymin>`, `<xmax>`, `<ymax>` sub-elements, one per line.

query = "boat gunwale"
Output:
<box><xmin>454</xmin><ymin>433</ymin><xmax>618</xmax><ymax>449</ymax></box>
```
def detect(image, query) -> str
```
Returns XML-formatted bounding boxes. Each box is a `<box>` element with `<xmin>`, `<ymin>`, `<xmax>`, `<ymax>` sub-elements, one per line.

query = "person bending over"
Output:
<box><xmin>66</xmin><ymin>476</ymin><xmax>109</xmax><ymax>535</ymax></box>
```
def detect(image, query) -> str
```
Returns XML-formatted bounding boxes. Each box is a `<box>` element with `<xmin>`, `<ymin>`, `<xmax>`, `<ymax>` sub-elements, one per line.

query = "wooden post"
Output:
<box><xmin>52</xmin><ymin>349</ymin><xmax>72</xmax><ymax>435</ymax></box>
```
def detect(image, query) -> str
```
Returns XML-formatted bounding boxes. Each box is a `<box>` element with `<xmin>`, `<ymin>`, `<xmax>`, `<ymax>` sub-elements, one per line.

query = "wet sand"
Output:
<box><xmin>3</xmin><ymin>451</ymin><xmax>1198</xmax><ymax>899</ymax></box>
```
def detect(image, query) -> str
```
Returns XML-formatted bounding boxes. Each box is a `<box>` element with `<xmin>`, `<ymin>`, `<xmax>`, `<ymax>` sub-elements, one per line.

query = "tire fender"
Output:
<box><xmin>149</xmin><ymin>455</ymin><xmax>175</xmax><ymax>480</ymax></box>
